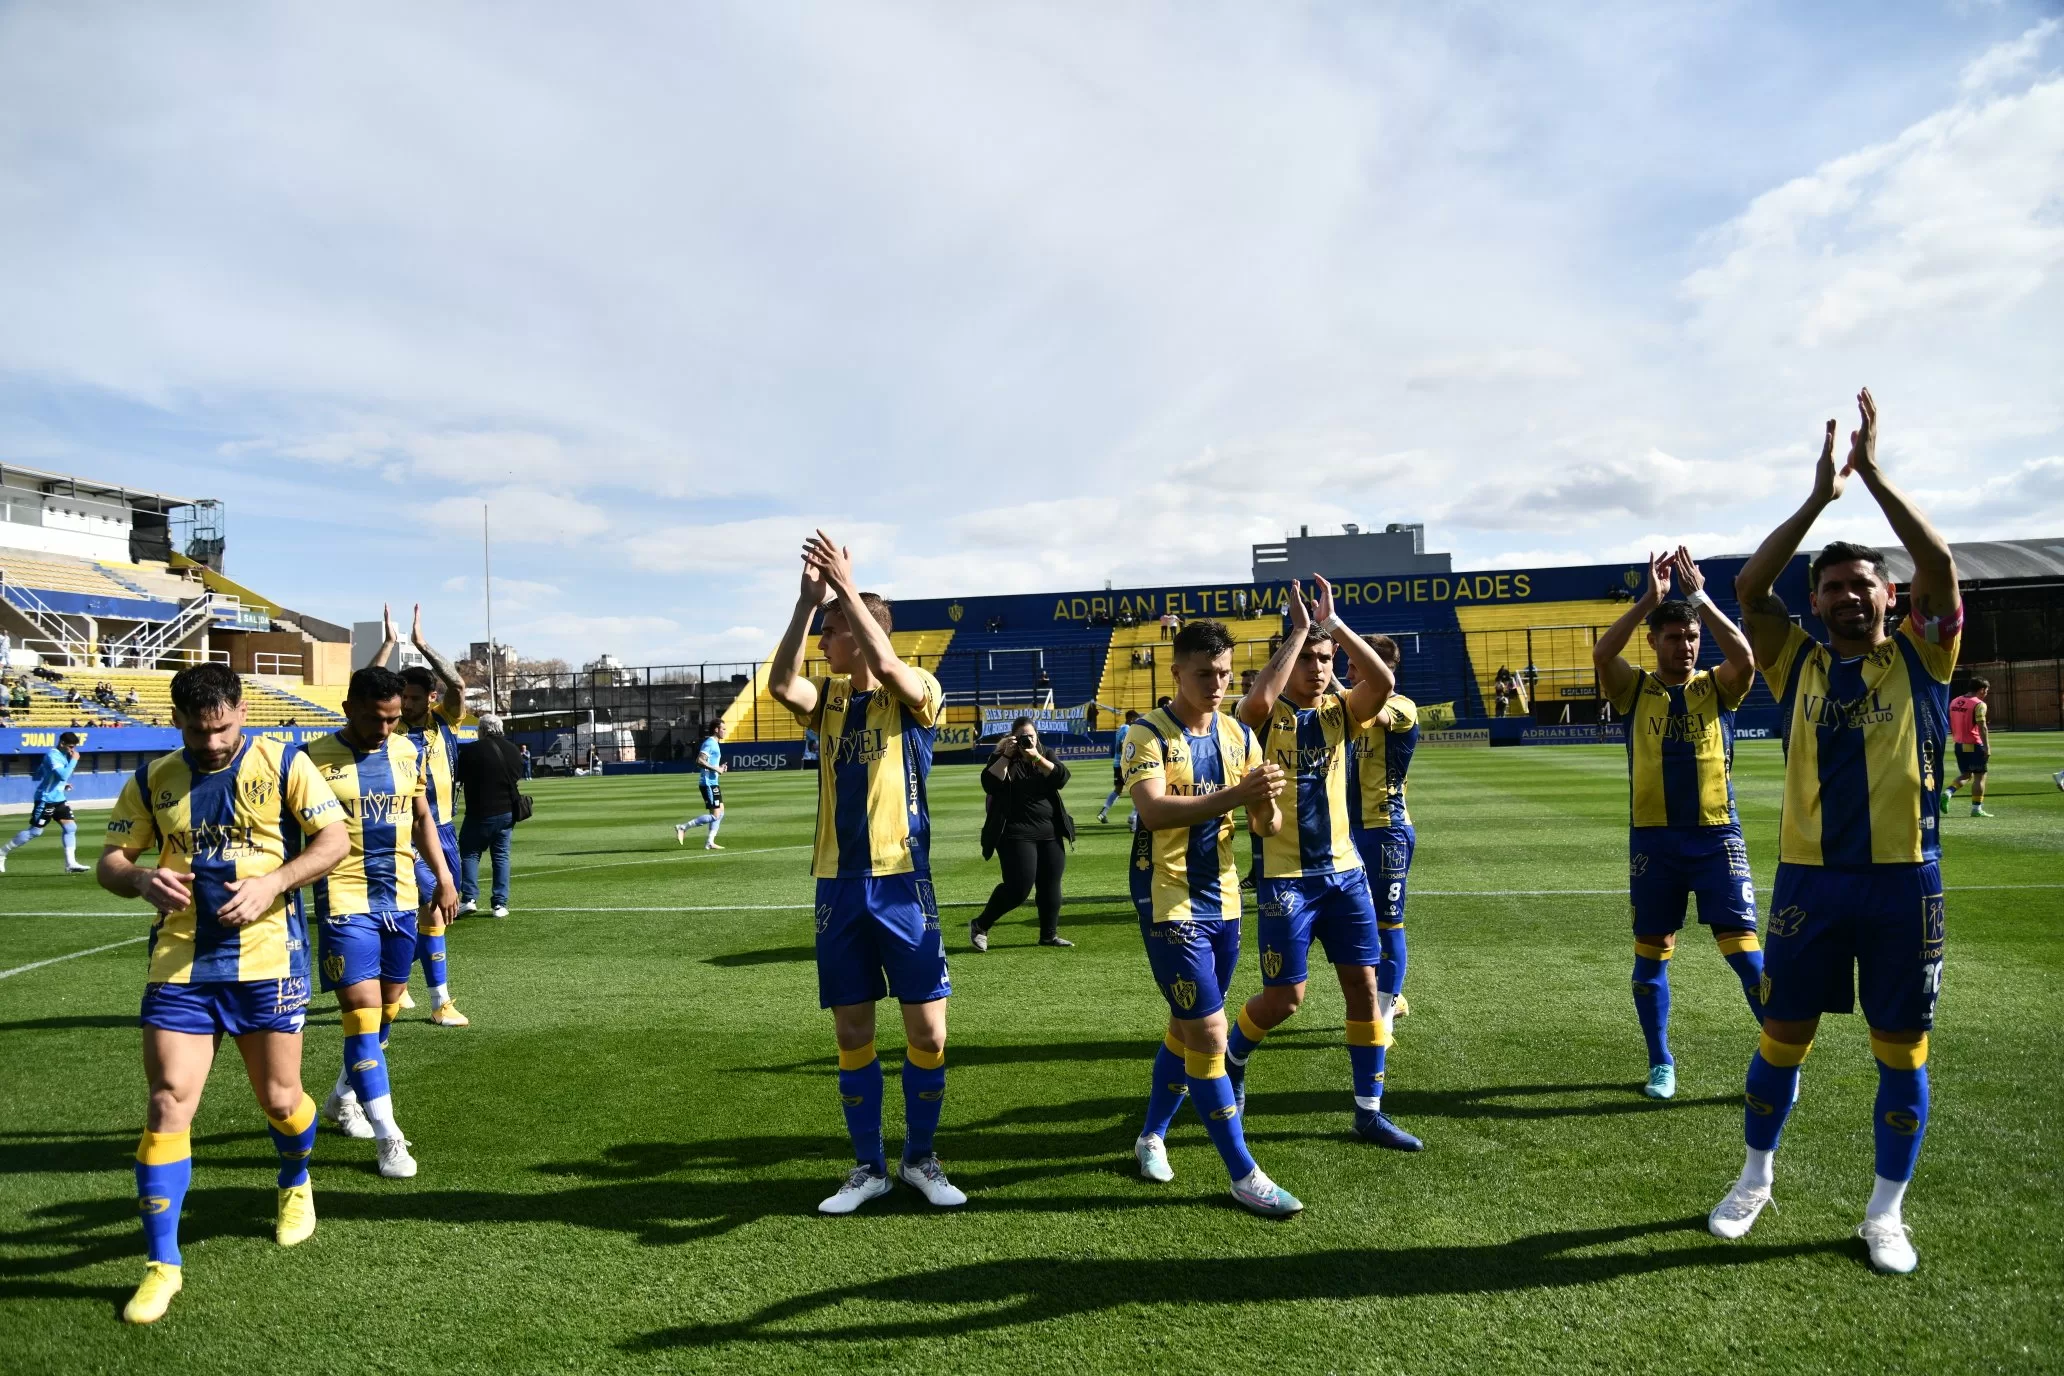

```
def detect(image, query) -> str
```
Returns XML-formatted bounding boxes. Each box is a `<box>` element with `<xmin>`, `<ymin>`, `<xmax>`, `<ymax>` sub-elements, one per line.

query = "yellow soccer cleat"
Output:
<box><xmin>398</xmin><ymin>989</ymin><xmax>417</xmax><ymax>1011</ymax></box>
<box><xmin>122</xmin><ymin>1261</ymin><xmax>183</xmax><ymax>1324</ymax></box>
<box><xmin>276</xmin><ymin>1182</ymin><xmax>316</xmax><ymax>1247</ymax></box>
<box><xmin>430</xmin><ymin>1001</ymin><xmax>470</xmax><ymax>1028</ymax></box>
<box><xmin>1394</xmin><ymin>994</ymin><xmax>1411</xmax><ymax>1018</ymax></box>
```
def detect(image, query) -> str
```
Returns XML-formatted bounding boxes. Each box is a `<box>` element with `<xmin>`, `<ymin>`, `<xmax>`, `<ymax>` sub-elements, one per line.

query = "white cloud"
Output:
<box><xmin>422</xmin><ymin>489</ymin><xmax>608</xmax><ymax>545</ymax></box>
<box><xmin>622</xmin><ymin>518</ymin><xmax>898</xmax><ymax>576</ymax></box>
<box><xmin>1960</xmin><ymin>16</ymin><xmax>2059</xmax><ymax>92</ymax></box>
<box><xmin>1404</xmin><ymin>350</ymin><xmax>1583</xmax><ymax>391</ymax></box>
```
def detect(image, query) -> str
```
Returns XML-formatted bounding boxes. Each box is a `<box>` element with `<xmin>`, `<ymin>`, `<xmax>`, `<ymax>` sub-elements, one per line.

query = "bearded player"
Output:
<box><xmin>1710</xmin><ymin>389</ymin><xmax>1959</xmax><ymax>1275</ymax></box>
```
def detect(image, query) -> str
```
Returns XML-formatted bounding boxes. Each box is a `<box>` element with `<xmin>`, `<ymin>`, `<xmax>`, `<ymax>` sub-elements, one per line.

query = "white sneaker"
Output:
<box><xmin>968</xmin><ymin>920</ymin><xmax>988</xmax><ymax>953</ymax></box>
<box><xmin>321</xmin><ymin>1090</ymin><xmax>375</xmax><ymax>1140</ymax></box>
<box><xmin>1708</xmin><ymin>1180</ymin><xmax>1773</xmax><ymax>1239</ymax></box>
<box><xmin>491</xmin><ymin>905</ymin><xmax>509</xmax><ymax>919</ymax></box>
<box><xmin>457</xmin><ymin>900</ymin><xmax>477</xmax><ymax>916</ymax></box>
<box><xmin>65</xmin><ymin>861</ymin><xmax>90</xmax><ymax>873</ymax></box>
<box><xmin>675</xmin><ymin>823</ymin><xmax>688</xmax><ymax>846</ymax></box>
<box><xmin>375</xmin><ymin>1136</ymin><xmax>418</xmax><ymax>1179</ymax></box>
<box><xmin>1858</xmin><ymin>1215</ymin><xmax>1918</xmax><ymax>1273</ymax></box>
<box><xmin>0</xmin><ymin>853</ymin><xmax>8</xmax><ymax>873</ymax></box>
<box><xmin>2053</xmin><ymin>768</ymin><xmax>2064</xmax><ymax>793</ymax></box>
<box><xmin>1135</xmin><ymin>1133</ymin><xmax>1173</xmax><ymax>1183</ymax></box>
<box><xmin>895</xmin><ymin>1154</ymin><xmax>967</xmax><ymax>1207</ymax></box>
<box><xmin>818</xmin><ymin>1165</ymin><xmax>893</xmax><ymax>1215</ymax></box>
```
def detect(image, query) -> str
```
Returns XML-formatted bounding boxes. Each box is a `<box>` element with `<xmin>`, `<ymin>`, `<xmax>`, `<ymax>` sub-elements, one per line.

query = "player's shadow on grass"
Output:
<box><xmin>704</xmin><ymin>945</ymin><xmax>815</xmax><ymax>969</ymax></box>
<box><xmin>625</xmin><ymin>1217</ymin><xmax>1849</xmax><ymax>1350</ymax></box>
<box><xmin>0</xmin><ymin>1014</ymin><xmax>133</xmax><ymax>1032</ymax></box>
<box><xmin>1251</xmin><ymin>1082</ymin><xmax>1737</xmax><ymax>1122</ymax></box>
<box><xmin>732</xmin><ymin>1033</ymin><xmax>1337</xmax><ymax>1076</ymax></box>
<box><xmin>0</xmin><ymin>1129</ymin><xmax>276</xmax><ymax>1177</ymax></box>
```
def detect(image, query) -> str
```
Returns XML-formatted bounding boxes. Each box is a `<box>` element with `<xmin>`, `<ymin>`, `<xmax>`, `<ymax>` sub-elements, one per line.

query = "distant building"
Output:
<box><xmin>1253</xmin><ymin>522</ymin><xmax>1452</xmax><ymax>583</ymax></box>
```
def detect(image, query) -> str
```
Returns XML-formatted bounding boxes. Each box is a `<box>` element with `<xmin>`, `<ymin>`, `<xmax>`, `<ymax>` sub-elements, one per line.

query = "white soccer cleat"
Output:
<box><xmin>457</xmin><ymin>899</ymin><xmax>477</xmax><ymax>916</ymax></box>
<box><xmin>375</xmin><ymin>1135</ymin><xmax>418</xmax><ymax>1179</ymax></box>
<box><xmin>968</xmin><ymin>920</ymin><xmax>988</xmax><ymax>953</ymax></box>
<box><xmin>1858</xmin><ymin>1216</ymin><xmax>1918</xmax><ymax>1274</ymax></box>
<box><xmin>1708</xmin><ymin>1180</ymin><xmax>1773</xmax><ymax>1239</ymax></box>
<box><xmin>0</xmin><ymin>853</ymin><xmax>8</xmax><ymax>874</ymax></box>
<box><xmin>398</xmin><ymin>988</ymin><xmax>416</xmax><ymax>1010</ymax></box>
<box><xmin>895</xmin><ymin>1154</ymin><xmax>967</xmax><ymax>1207</ymax></box>
<box><xmin>492</xmin><ymin>905</ymin><xmax>509</xmax><ymax>919</ymax></box>
<box><xmin>65</xmin><ymin>861</ymin><xmax>90</xmax><ymax>874</ymax></box>
<box><xmin>321</xmin><ymin>1090</ymin><xmax>375</xmax><ymax>1140</ymax></box>
<box><xmin>1135</xmin><ymin>1133</ymin><xmax>1174</xmax><ymax>1183</ymax></box>
<box><xmin>2053</xmin><ymin>768</ymin><xmax>2064</xmax><ymax>792</ymax></box>
<box><xmin>675</xmin><ymin>823</ymin><xmax>688</xmax><ymax>846</ymax></box>
<box><xmin>818</xmin><ymin>1165</ymin><xmax>893</xmax><ymax>1215</ymax></box>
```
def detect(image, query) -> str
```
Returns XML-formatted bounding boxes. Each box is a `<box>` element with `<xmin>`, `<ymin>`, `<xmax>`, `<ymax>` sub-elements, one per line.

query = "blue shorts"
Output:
<box><xmin>1356</xmin><ymin>825</ymin><xmax>1416</xmax><ymax>927</ymax></box>
<box><xmin>814</xmin><ymin>874</ymin><xmax>950</xmax><ymax>1009</ymax></box>
<box><xmin>1140</xmin><ymin>917</ymin><xmax>1240</xmax><ymax>1019</ymax></box>
<box><xmin>1255</xmin><ymin>869</ymin><xmax>1380</xmax><ymax>986</ymax></box>
<box><xmin>141</xmin><ymin>977</ymin><xmax>310</xmax><ymax>1036</ymax></box>
<box><xmin>1764</xmin><ymin>862</ymin><xmax>1945</xmax><ymax>1030</ymax></box>
<box><xmin>1630</xmin><ymin>825</ymin><xmax>1756</xmax><ymax>936</ymax></box>
<box><xmin>411</xmin><ymin>822</ymin><xmax>461</xmax><ymax>909</ymax></box>
<box><xmin>1953</xmin><ymin>745</ymin><xmax>1987</xmax><ymax>775</ymax></box>
<box><xmin>318</xmin><ymin>910</ymin><xmax>419</xmax><ymax>991</ymax></box>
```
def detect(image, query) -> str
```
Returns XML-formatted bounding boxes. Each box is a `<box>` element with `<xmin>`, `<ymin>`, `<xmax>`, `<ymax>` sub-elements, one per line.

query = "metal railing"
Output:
<box><xmin>250</xmin><ymin>651</ymin><xmax>305</xmax><ymax>676</ymax></box>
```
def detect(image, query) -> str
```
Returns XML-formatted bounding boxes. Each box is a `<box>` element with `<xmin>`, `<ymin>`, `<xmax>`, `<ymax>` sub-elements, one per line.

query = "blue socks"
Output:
<box><xmin>1143</xmin><ymin>1035</ymin><xmax>1190</xmax><ymax>1138</ymax></box>
<box><xmin>1227</xmin><ymin>1005</ymin><xmax>1266</xmax><ymax>1065</ymax></box>
<box><xmin>265</xmin><ymin>1094</ymin><xmax>318</xmax><ymax>1188</ymax></box>
<box><xmin>1743</xmin><ymin>1032</ymin><xmax>1810</xmax><ymax>1151</ymax></box>
<box><xmin>1633</xmin><ymin>943</ymin><xmax>1673</xmax><ymax>1068</ymax></box>
<box><xmin>1871</xmin><ymin>1034</ymin><xmax>1930</xmax><ymax>1183</ymax></box>
<box><xmin>1377</xmin><ymin>923</ymin><xmax>1407</xmax><ymax>996</ymax></box>
<box><xmin>902</xmin><ymin>1046</ymin><xmax>946</xmax><ymax>1162</ymax></box>
<box><xmin>135</xmin><ymin>1130</ymin><xmax>192</xmax><ymax>1266</ymax></box>
<box><xmin>1185</xmin><ymin>1050</ymin><xmax>1257</xmax><ymax>1181</ymax></box>
<box><xmin>416</xmin><ymin>928</ymin><xmax>449</xmax><ymax>1001</ymax></box>
<box><xmin>837</xmin><ymin>1044</ymin><xmax>887</xmax><ymax>1175</ymax></box>
<box><xmin>1717</xmin><ymin>930</ymin><xmax>1766</xmax><ymax>1021</ymax></box>
<box><xmin>1346</xmin><ymin>1019</ymin><xmax>1388</xmax><ymax>1109</ymax></box>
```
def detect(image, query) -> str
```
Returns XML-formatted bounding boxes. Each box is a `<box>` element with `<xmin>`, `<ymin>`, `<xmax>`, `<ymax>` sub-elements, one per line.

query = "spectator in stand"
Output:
<box><xmin>1494</xmin><ymin>666</ymin><xmax>1517</xmax><ymax>717</ymax></box>
<box><xmin>1159</xmin><ymin>611</ymin><xmax>1179</xmax><ymax>640</ymax></box>
<box><xmin>968</xmin><ymin>717</ymin><xmax>1076</xmax><ymax>951</ymax></box>
<box><xmin>1235</xmin><ymin>589</ymin><xmax>1250</xmax><ymax>619</ymax></box>
<box><xmin>124</xmin><ymin>688</ymin><xmax>140</xmax><ymax>708</ymax></box>
<box><xmin>455</xmin><ymin>714</ymin><xmax>525</xmax><ymax>918</ymax></box>
<box><xmin>0</xmin><ymin>709</ymin><xmax>11</xmax><ymax>729</ymax></box>
<box><xmin>1033</xmin><ymin>667</ymin><xmax>1052</xmax><ymax>694</ymax></box>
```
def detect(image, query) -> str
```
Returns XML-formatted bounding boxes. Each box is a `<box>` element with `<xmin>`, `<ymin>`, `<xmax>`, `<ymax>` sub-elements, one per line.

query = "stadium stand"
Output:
<box><xmin>717</xmin><ymin>629</ymin><xmax>956</xmax><ymax>742</ymax></box>
<box><xmin>0</xmin><ymin>550</ymin><xmax>155</xmax><ymax>601</ymax></box>
<box><xmin>936</xmin><ymin>625</ymin><xmax>1110</xmax><ymax>709</ymax></box>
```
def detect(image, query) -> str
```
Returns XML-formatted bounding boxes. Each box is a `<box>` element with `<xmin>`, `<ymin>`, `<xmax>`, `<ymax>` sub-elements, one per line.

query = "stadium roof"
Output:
<box><xmin>1883</xmin><ymin>537</ymin><xmax>2064</xmax><ymax>583</ymax></box>
<box><xmin>0</xmin><ymin>462</ymin><xmax>204</xmax><ymax>513</ymax></box>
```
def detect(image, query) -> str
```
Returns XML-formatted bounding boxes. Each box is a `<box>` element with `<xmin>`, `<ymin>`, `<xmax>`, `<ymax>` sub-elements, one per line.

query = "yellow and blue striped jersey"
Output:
<box><xmin>1611</xmin><ymin>668</ymin><xmax>1747</xmax><ymax>829</ymax></box>
<box><xmin>796</xmin><ymin>669</ymin><xmax>944</xmax><ymax>879</ymax></box>
<box><xmin>1348</xmin><ymin>693</ymin><xmax>1418</xmax><ymax>831</ymax></box>
<box><xmin>1763</xmin><ymin>614</ymin><xmax>1960</xmax><ymax>866</ymax></box>
<box><xmin>302</xmin><ymin>730</ymin><xmax>428</xmax><ymax>916</ymax></box>
<box><xmin>407</xmin><ymin>700</ymin><xmax>465</xmax><ymax>828</ymax></box>
<box><xmin>1253</xmin><ymin>690</ymin><xmax>1368</xmax><ymax>879</ymax></box>
<box><xmin>104</xmin><ymin>737</ymin><xmax>342</xmax><ymax>984</ymax></box>
<box><xmin>1122</xmin><ymin>708</ymin><xmax>1261</xmax><ymax>922</ymax></box>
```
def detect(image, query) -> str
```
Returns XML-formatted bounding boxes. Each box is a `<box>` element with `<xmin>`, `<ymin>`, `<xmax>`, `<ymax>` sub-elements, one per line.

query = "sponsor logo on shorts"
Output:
<box><xmin>1768</xmin><ymin>905</ymin><xmax>1807</xmax><ymax>939</ymax></box>
<box><xmin>815</xmin><ymin>904</ymin><xmax>833</xmax><ymax>934</ymax></box>
<box><xmin>1629</xmin><ymin>853</ymin><xmax>1649</xmax><ymax>878</ymax></box>
<box><xmin>1922</xmin><ymin>892</ymin><xmax>1945</xmax><ymax>962</ymax></box>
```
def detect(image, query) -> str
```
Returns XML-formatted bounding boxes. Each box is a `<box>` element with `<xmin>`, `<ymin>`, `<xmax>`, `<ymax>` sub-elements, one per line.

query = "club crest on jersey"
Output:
<box><xmin>1768</xmin><ymin>905</ymin><xmax>1808</xmax><ymax>939</ymax></box>
<box><xmin>241</xmin><ymin>775</ymin><xmax>277</xmax><ymax>808</ymax></box>
<box><xmin>1167</xmin><ymin>977</ymin><xmax>1198</xmax><ymax>1011</ymax></box>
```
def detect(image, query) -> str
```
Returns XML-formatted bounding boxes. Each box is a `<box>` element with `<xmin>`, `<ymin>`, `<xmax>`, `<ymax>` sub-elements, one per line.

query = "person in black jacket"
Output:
<box><xmin>454</xmin><ymin>714</ymin><xmax>525</xmax><ymax>917</ymax></box>
<box><xmin>969</xmin><ymin>716</ymin><xmax>1075</xmax><ymax>950</ymax></box>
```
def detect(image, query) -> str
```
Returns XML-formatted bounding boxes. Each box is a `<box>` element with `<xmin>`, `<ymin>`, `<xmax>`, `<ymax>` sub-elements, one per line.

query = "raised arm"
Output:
<box><xmin>767</xmin><ymin>560</ymin><xmax>831</xmax><ymax>717</ymax></box>
<box><xmin>1844</xmin><ymin>388</ymin><xmax>1959</xmax><ymax>623</ymax></box>
<box><xmin>410</xmin><ymin>604</ymin><xmax>467</xmax><ymax>719</ymax></box>
<box><xmin>1593</xmin><ymin>551</ymin><xmax>1669</xmax><ymax>705</ymax></box>
<box><xmin>803</xmin><ymin>531</ymin><xmax>931</xmax><ymax>710</ymax></box>
<box><xmin>1130</xmin><ymin>761</ymin><xmax>1284</xmax><ymax>833</ymax></box>
<box><xmin>1673</xmin><ymin>548</ymin><xmax>1754</xmax><ymax>700</ymax></box>
<box><xmin>371</xmin><ymin>602</ymin><xmax>400</xmax><ymax>669</ymax></box>
<box><xmin>1239</xmin><ymin>580</ymin><xmax>1310</xmax><ymax>730</ymax></box>
<box><xmin>1311</xmin><ymin>575</ymin><xmax>1393</xmax><ymax>724</ymax></box>
<box><xmin>1735</xmin><ymin>418</ymin><xmax>1844</xmax><ymax>667</ymax></box>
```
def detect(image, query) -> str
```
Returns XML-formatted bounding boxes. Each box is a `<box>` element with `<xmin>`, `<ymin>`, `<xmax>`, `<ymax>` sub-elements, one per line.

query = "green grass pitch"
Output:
<box><xmin>3</xmin><ymin>738</ymin><xmax>2060</xmax><ymax>1373</ymax></box>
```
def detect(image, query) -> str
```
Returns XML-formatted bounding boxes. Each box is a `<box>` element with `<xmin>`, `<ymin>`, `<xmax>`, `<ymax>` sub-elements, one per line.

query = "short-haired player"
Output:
<box><xmin>1343</xmin><ymin>635</ymin><xmax>1416</xmax><ymax>1061</ymax></box>
<box><xmin>1592</xmin><ymin>547</ymin><xmax>1763</xmax><ymax>1101</ymax></box>
<box><xmin>675</xmin><ymin>720</ymin><xmax>729</xmax><ymax>849</ymax></box>
<box><xmin>1943</xmin><ymin>679</ymin><xmax>1992</xmax><ymax>817</ymax></box>
<box><xmin>1097</xmin><ymin>709</ymin><xmax>1141</xmax><ymax>824</ymax></box>
<box><xmin>0</xmin><ymin>730</ymin><xmax>90</xmax><ymax>874</ymax></box>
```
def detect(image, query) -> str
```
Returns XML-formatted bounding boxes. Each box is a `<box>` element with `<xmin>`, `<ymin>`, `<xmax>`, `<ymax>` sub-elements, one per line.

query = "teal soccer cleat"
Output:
<box><xmin>1230</xmin><ymin>1169</ymin><xmax>1303</xmax><ymax>1218</ymax></box>
<box><xmin>1645</xmin><ymin>1064</ymin><xmax>1678</xmax><ymax>1099</ymax></box>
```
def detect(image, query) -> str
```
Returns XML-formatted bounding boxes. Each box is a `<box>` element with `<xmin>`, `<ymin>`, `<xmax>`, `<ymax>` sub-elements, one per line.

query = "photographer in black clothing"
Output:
<box><xmin>968</xmin><ymin>716</ymin><xmax>1076</xmax><ymax>951</ymax></box>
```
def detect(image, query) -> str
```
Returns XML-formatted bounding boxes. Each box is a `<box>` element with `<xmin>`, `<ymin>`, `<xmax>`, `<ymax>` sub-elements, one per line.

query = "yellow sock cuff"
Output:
<box><xmin>341</xmin><ymin>1007</ymin><xmax>382</xmax><ymax>1036</ymax></box>
<box><xmin>136</xmin><ymin>1129</ymin><xmax>191</xmax><ymax>1165</ymax></box>
<box><xmin>1758</xmin><ymin>1032</ymin><xmax>1814</xmax><ymax>1068</ymax></box>
<box><xmin>1377</xmin><ymin>921</ymin><xmax>1404</xmax><ymax>931</ymax></box>
<box><xmin>1634</xmin><ymin>940</ymin><xmax>1673</xmax><ymax>962</ymax></box>
<box><xmin>1184</xmin><ymin>1050</ymin><xmax>1227</xmax><ymax>1080</ymax></box>
<box><xmin>837</xmin><ymin>1042</ymin><xmax>877</xmax><ymax>1072</ymax></box>
<box><xmin>420</xmin><ymin>922</ymin><xmax>447</xmax><ymax>936</ymax></box>
<box><xmin>1716</xmin><ymin>931</ymin><xmax>1761</xmax><ymax>956</ymax></box>
<box><xmin>1163</xmin><ymin>1031</ymin><xmax>1186</xmax><ymax>1058</ymax></box>
<box><xmin>381</xmin><ymin>1001</ymin><xmax>402</xmax><ymax>1024</ymax></box>
<box><xmin>906</xmin><ymin>1044</ymin><xmax>945</xmax><ymax>1071</ymax></box>
<box><xmin>1236</xmin><ymin>1008</ymin><xmax>1270</xmax><ymax>1043</ymax></box>
<box><xmin>1870</xmin><ymin>1032</ymin><xmax>1929</xmax><ymax>1070</ymax></box>
<box><xmin>266</xmin><ymin>1093</ymin><xmax>317</xmax><ymax>1135</ymax></box>
<box><xmin>1346</xmin><ymin>1018</ymin><xmax>1390</xmax><ymax>1048</ymax></box>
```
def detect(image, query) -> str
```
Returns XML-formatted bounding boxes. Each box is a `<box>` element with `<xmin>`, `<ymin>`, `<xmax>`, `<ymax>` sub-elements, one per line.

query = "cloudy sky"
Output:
<box><xmin>3</xmin><ymin>2</ymin><xmax>2059</xmax><ymax>667</ymax></box>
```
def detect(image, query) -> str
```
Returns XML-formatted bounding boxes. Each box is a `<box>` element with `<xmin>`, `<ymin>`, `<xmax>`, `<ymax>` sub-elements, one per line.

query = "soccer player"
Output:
<box><xmin>1710</xmin><ymin>390</ymin><xmax>1959</xmax><ymax>1275</ymax></box>
<box><xmin>1097</xmin><ymin>709</ymin><xmax>1141</xmax><ymax>824</ymax></box>
<box><xmin>374</xmin><ymin>603</ymin><xmax>471</xmax><ymax>1025</ymax></box>
<box><xmin>1344</xmin><ymin>635</ymin><xmax>1415</xmax><ymax>1031</ymax></box>
<box><xmin>675</xmin><ymin>720</ymin><xmax>729</xmax><ymax>849</ymax></box>
<box><xmin>1592</xmin><ymin>547</ymin><xmax>1763</xmax><ymax>1100</ymax></box>
<box><xmin>309</xmin><ymin>665</ymin><xmax>459</xmax><ymax>1179</ymax></box>
<box><xmin>767</xmin><ymin>532</ymin><xmax>965</xmax><ymax>1215</ymax></box>
<box><xmin>1226</xmin><ymin>577</ymin><xmax>1419</xmax><ymax>1150</ymax></box>
<box><xmin>1125</xmin><ymin>619</ymin><xmax>1300</xmax><ymax>1214</ymax></box>
<box><xmin>96</xmin><ymin>663</ymin><xmax>348</xmax><ymax>1324</ymax></box>
<box><xmin>0</xmin><ymin>730</ymin><xmax>90</xmax><ymax>874</ymax></box>
<box><xmin>1943</xmin><ymin>678</ymin><xmax>1992</xmax><ymax>817</ymax></box>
